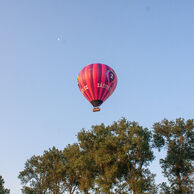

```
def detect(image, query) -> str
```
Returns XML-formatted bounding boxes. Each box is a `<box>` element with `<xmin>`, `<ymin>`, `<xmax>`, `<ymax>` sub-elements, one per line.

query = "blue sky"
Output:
<box><xmin>0</xmin><ymin>0</ymin><xmax>194</xmax><ymax>193</ymax></box>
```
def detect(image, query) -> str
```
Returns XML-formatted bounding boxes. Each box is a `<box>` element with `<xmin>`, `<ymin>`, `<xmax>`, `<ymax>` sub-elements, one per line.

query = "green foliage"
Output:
<box><xmin>62</xmin><ymin>144</ymin><xmax>80</xmax><ymax>193</ymax></box>
<box><xmin>18</xmin><ymin>117</ymin><xmax>193</xmax><ymax>193</ymax></box>
<box><xmin>21</xmin><ymin>186</ymin><xmax>35</xmax><ymax>194</ymax></box>
<box><xmin>110</xmin><ymin>118</ymin><xmax>156</xmax><ymax>193</ymax></box>
<box><xmin>77</xmin><ymin>118</ymin><xmax>156</xmax><ymax>193</ymax></box>
<box><xmin>0</xmin><ymin>176</ymin><xmax>10</xmax><ymax>194</ymax></box>
<box><xmin>153</xmin><ymin>118</ymin><xmax>194</xmax><ymax>193</ymax></box>
<box><xmin>78</xmin><ymin>123</ymin><xmax>119</xmax><ymax>193</ymax></box>
<box><xmin>18</xmin><ymin>147</ymin><xmax>66</xmax><ymax>194</ymax></box>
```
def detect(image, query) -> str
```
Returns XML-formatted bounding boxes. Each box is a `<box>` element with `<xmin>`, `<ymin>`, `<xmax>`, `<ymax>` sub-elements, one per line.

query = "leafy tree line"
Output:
<box><xmin>18</xmin><ymin>118</ymin><xmax>194</xmax><ymax>194</ymax></box>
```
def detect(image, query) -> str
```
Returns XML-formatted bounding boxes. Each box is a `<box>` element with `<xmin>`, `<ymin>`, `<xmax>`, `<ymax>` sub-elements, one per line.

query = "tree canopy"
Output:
<box><xmin>153</xmin><ymin>118</ymin><xmax>194</xmax><ymax>193</ymax></box>
<box><xmin>18</xmin><ymin>117</ymin><xmax>193</xmax><ymax>194</ymax></box>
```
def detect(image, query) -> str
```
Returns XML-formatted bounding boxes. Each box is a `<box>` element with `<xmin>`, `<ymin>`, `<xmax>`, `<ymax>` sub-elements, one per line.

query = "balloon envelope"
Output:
<box><xmin>78</xmin><ymin>63</ymin><xmax>117</xmax><ymax>109</ymax></box>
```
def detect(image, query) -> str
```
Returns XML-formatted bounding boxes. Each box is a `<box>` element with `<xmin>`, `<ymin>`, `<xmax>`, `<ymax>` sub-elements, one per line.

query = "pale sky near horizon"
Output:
<box><xmin>0</xmin><ymin>0</ymin><xmax>194</xmax><ymax>193</ymax></box>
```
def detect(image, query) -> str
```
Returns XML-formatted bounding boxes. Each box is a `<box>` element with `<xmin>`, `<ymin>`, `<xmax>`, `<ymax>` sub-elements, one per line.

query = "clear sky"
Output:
<box><xmin>0</xmin><ymin>0</ymin><xmax>194</xmax><ymax>193</ymax></box>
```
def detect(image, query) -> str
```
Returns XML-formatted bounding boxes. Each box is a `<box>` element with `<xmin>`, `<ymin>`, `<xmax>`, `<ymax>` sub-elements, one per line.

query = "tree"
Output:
<box><xmin>18</xmin><ymin>147</ymin><xmax>66</xmax><ymax>194</ymax></box>
<box><xmin>19</xmin><ymin>155</ymin><xmax>48</xmax><ymax>193</ymax></box>
<box><xmin>78</xmin><ymin>118</ymin><xmax>156</xmax><ymax>194</ymax></box>
<box><xmin>153</xmin><ymin>118</ymin><xmax>194</xmax><ymax>193</ymax></box>
<box><xmin>41</xmin><ymin>147</ymin><xmax>66</xmax><ymax>193</ymax></box>
<box><xmin>78</xmin><ymin>123</ymin><xmax>119</xmax><ymax>194</ymax></box>
<box><xmin>21</xmin><ymin>186</ymin><xmax>35</xmax><ymax>194</ymax></box>
<box><xmin>63</xmin><ymin>143</ymin><xmax>97</xmax><ymax>194</ymax></box>
<box><xmin>62</xmin><ymin>144</ymin><xmax>80</xmax><ymax>194</ymax></box>
<box><xmin>18</xmin><ymin>118</ymin><xmax>158</xmax><ymax>193</ymax></box>
<box><xmin>75</xmin><ymin>150</ymin><xmax>96</xmax><ymax>194</ymax></box>
<box><xmin>110</xmin><ymin>118</ymin><xmax>156</xmax><ymax>194</ymax></box>
<box><xmin>19</xmin><ymin>144</ymin><xmax>91</xmax><ymax>194</ymax></box>
<box><xmin>0</xmin><ymin>175</ymin><xmax>10</xmax><ymax>194</ymax></box>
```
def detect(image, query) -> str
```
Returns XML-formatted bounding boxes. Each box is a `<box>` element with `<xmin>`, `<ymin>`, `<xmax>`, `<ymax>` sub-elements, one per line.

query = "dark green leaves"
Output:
<box><xmin>18</xmin><ymin>117</ymin><xmax>193</xmax><ymax>194</ymax></box>
<box><xmin>153</xmin><ymin>118</ymin><xmax>194</xmax><ymax>193</ymax></box>
<box><xmin>0</xmin><ymin>175</ymin><xmax>10</xmax><ymax>194</ymax></box>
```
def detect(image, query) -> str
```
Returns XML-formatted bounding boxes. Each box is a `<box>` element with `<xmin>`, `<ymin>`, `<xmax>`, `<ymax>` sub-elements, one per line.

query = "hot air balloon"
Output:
<box><xmin>78</xmin><ymin>63</ymin><xmax>117</xmax><ymax>112</ymax></box>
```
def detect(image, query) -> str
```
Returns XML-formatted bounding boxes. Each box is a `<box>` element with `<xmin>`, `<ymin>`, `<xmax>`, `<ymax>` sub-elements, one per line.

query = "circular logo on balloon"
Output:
<box><xmin>107</xmin><ymin>70</ymin><xmax>115</xmax><ymax>83</ymax></box>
